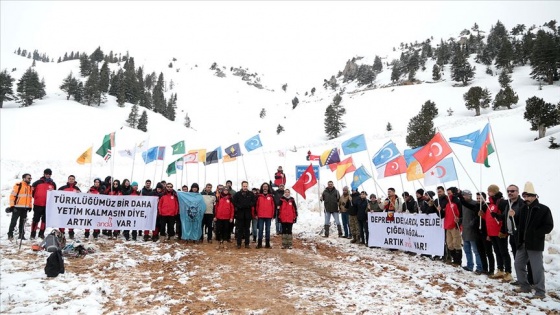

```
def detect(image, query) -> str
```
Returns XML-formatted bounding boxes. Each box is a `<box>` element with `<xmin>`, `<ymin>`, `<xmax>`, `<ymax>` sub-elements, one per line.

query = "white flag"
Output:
<box><xmin>118</xmin><ymin>148</ymin><xmax>136</xmax><ymax>159</ymax></box>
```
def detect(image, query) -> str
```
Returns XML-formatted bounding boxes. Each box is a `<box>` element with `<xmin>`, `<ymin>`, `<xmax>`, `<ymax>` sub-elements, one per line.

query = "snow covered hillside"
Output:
<box><xmin>1</xmin><ymin>33</ymin><xmax>560</xmax><ymax>313</ymax></box>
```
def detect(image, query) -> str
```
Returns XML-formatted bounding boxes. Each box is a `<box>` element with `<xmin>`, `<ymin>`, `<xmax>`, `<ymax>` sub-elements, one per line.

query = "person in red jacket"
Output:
<box><xmin>30</xmin><ymin>168</ymin><xmax>57</xmax><ymax>239</ymax></box>
<box><xmin>436</xmin><ymin>187</ymin><xmax>462</xmax><ymax>267</ymax></box>
<box><xmin>255</xmin><ymin>182</ymin><xmax>276</xmax><ymax>249</ymax></box>
<box><xmin>278</xmin><ymin>189</ymin><xmax>298</xmax><ymax>249</ymax></box>
<box><xmin>85</xmin><ymin>178</ymin><xmax>102</xmax><ymax>239</ymax></box>
<box><xmin>158</xmin><ymin>183</ymin><xmax>179</xmax><ymax>241</ymax></box>
<box><xmin>214</xmin><ymin>187</ymin><xmax>234</xmax><ymax>248</ymax></box>
<box><xmin>273</xmin><ymin>166</ymin><xmax>286</xmax><ymax>187</ymax></box>
<box><xmin>58</xmin><ymin>175</ymin><xmax>81</xmax><ymax>239</ymax></box>
<box><xmin>480</xmin><ymin>184</ymin><xmax>512</xmax><ymax>281</ymax></box>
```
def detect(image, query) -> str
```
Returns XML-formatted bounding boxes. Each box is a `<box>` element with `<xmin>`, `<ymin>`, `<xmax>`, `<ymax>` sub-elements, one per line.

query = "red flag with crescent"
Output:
<box><xmin>292</xmin><ymin>164</ymin><xmax>317</xmax><ymax>199</ymax></box>
<box><xmin>412</xmin><ymin>132</ymin><xmax>452</xmax><ymax>173</ymax></box>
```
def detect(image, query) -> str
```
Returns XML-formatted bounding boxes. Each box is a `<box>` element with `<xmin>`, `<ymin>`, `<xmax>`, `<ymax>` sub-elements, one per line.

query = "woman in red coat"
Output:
<box><xmin>278</xmin><ymin>189</ymin><xmax>298</xmax><ymax>249</ymax></box>
<box><xmin>214</xmin><ymin>188</ymin><xmax>234</xmax><ymax>248</ymax></box>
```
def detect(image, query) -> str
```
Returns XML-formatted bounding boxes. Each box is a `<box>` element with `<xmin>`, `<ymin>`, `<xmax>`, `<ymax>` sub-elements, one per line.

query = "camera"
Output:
<box><xmin>5</xmin><ymin>207</ymin><xmax>13</xmax><ymax>213</ymax></box>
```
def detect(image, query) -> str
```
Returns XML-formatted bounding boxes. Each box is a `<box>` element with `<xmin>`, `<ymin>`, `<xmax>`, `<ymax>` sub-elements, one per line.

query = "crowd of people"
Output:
<box><xmin>319</xmin><ymin>180</ymin><xmax>554</xmax><ymax>299</ymax></box>
<box><xmin>7</xmin><ymin>167</ymin><xmax>297</xmax><ymax>250</ymax></box>
<box><xmin>6</xmin><ymin>167</ymin><xmax>554</xmax><ymax>298</ymax></box>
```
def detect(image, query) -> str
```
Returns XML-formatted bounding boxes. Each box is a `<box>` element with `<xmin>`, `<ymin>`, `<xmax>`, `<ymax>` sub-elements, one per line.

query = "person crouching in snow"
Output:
<box><xmin>278</xmin><ymin>189</ymin><xmax>298</xmax><ymax>249</ymax></box>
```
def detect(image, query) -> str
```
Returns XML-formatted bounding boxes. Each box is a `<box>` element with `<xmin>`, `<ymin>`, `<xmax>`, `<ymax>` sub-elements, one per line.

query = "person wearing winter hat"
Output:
<box><xmin>30</xmin><ymin>168</ymin><xmax>57</xmax><ymax>239</ymax></box>
<box><xmin>511</xmin><ymin>182</ymin><xmax>554</xmax><ymax>299</ymax></box>
<box><xmin>481</xmin><ymin>185</ymin><xmax>513</xmax><ymax>281</ymax></box>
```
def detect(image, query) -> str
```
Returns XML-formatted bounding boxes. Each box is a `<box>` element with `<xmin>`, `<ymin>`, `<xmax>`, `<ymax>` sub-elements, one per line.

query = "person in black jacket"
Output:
<box><xmin>512</xmin><ymin>182</ymin><xmax>554</xmax><ymax>299</ymax></box>
<box><xmin>232</xmin><ymin>181</ymin><xmax>256</xmax><ymax>249</ymax></box>
<box><xmin>355</xmin><ymin>191</ymin><xmax>370</xmax><ymax>246</ymax></box>
<box><xmin>348</xmin><ymin>189</ymin><xmax>360</xmax><ymax>243</ymax></box>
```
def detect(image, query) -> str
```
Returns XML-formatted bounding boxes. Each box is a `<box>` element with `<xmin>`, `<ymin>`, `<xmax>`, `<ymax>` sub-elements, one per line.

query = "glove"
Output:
<box><xmin>498</xmin><ymin>232</ymin><xmax>508</xmax><ymax>239</ymax></box>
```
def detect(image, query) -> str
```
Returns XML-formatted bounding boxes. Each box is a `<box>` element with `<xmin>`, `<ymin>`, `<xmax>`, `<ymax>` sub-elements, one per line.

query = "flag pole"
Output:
<box><xmin>261</xmin><ymin>148</ymin><xmax>271</xmax><ymax>183</ymax></box>
<box><xmin>130</xmin><ymin>147</ymin><xmax>136</xmax><ymax>182</ymax></box>
<box><xmin>366</xmin><ymin>149</ymin><xmax>380</xmax><ymax>198</ymax></box>
<box><xmin>240</xmin><ymin>154</ymin><xmax>249</xmax><ymax>182</ymax></box>
<box><xmin>398</xmin><ymin>174</ymin><xmax>407</xmax><ymax>212</ymax></box>
<box><xmin>89</xmin><ymin>143</ymin><xmax>94</xmax><ymax>183</ymax></box>
<box><xmin>160</xmin><ymin>149</ymin><xmax>166</xmax><ymax>182</ymax></box>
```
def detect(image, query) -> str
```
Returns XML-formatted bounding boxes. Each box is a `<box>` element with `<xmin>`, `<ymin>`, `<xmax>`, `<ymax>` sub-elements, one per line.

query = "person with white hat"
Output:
<box><xmin>511</xmin><ymin>181</ymin><xmax>554</xmax><ymax>299</ymax></box>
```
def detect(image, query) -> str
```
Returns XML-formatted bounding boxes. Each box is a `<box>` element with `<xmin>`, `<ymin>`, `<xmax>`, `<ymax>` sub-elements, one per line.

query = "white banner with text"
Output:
<box><xmin>46</xmin><ymin>190</ymin><xmax>158</xmax><ymax>230</ymax></box>
<box><xmin>368</xmin><ymin>212</ymin><xmax>444</xmax><ymax>256</ymax></box>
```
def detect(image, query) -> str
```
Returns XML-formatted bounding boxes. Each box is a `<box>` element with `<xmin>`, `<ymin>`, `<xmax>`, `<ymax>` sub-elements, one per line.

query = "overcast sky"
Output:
<box><xmin>2</xmin><ymin>1</ymin><xmax>559</xmax><ymax>88</ymax></box>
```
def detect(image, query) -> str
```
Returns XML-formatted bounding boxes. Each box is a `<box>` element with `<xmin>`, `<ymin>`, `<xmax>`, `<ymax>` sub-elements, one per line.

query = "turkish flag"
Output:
<box><xmin>292</xmin><ymin>164</ymin><xmax>317</xmax><ymax>199</ymax></box>
<box><xmin>383</xmin><ymin>156</ymin><xmax>407</xmax><ymax>177</ymax></box>
<box><xmin>413</xmin><ymin>132</ymin><xmax>452</xmax><ymax>172</ymax></box>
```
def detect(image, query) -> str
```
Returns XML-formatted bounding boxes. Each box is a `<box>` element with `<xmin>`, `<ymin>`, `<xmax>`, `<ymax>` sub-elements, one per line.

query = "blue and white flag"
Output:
<box><xmin>244</xmin><ymin>134</ymin><xmax>263</xmax><ymax>152</ymax></box>
<box><xmin>372</xmin><ymin>140</ymin><xmax>400</xmax><ymax>167</ymax></box>
<box><xmin>423</xmin><ymin>158</ymin><xmax>458</xmax><ymax>186</ymax></box>
<box><xmin>178</xmin><ymin>192</ymin><xmax>206</xmax><ymax>241</ymax></box>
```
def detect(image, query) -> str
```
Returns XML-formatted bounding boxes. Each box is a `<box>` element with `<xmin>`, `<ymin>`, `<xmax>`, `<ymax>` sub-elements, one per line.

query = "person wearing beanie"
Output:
<box><xmin>512</xmin><ymin>182</ymin><xmax>554</xmax><ymax>299</ymax></box>
<box><xmin>481</xmin><ymin>184</ymin><xmax>512</xmax><ymax>281</ymax></box>
<box><xmin>30</xmin><ymin>168</ymin><xmax>57</xmax><ymax>239</ymax></box>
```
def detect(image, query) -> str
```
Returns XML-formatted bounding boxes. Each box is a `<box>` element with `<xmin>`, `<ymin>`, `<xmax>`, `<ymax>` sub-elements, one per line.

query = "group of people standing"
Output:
<box><xmin>320</xmin><ymin>181</ymin><xmax>554</xmax><ymax>299</ymax></box>
<box><xmin>7</xmin><ymin>166</ymin><xmax>298</xmax><ymax>250</ymax></box>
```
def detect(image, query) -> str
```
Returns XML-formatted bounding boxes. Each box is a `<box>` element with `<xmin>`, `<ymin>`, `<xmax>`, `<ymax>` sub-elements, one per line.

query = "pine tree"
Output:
<box><xmin>310</xmin><ymin>87</ymin><xmax>316</xmax><ymax>96</ymax></box>
<box><xmin>0</xmin><ymin>69</ymin><xmax>16</xmax><ymax>108</ymax></box>
<box><xmin>407</xmin><ymin>50</ymin><xmax>420</xmax><ymax>81</ymax></box>
<box><xmin>32</xmin><ymin>60</ymin><xmax>36</xmax><ymax>67</ymax></box>
<box><xmin>390</xmin><ymin>61</ymin><xmax>402</xmax><ymax>82</ymax></box>
<box><xmin>421</xmin><ymin>100</ymin><xmax>438</xmax><ymax>119</ymax></box>
<box><xmin>432</xmin><ymin>64</ymin><xmax>441</xmax><ymax>81</ymax></box>
<box><xmin>493</xmin><ymin>86</ymin><xmax>519</xmax><ymax>110</ymax></box>
<box><xmin>486</xmin><ymin>20</ymin><xmax>508</xmax><ymax>61</ymax></box>
<box><xmin>324</xmin><ymin>94</ymin><xmax>346</xmax><ymax>139</ymax></box>
<box><xmin>386</xmin><ymin>122</ymin><xmax>392</xmax><ymax>131</ymax></box>
<box><xmin>523</xmin><ymin>96</ymin><xmax>559</xmax><ymax>139</ymax></box>
<box><xmin>463</xmin><ymin>86</ymin><xmax>491</xmax><ymax>116</ymax></box>
<box><xmin>139</xmin><ymin>90</ymin><xmax>152</xmax><ymax>110</ymax></box>
<box><xmin>530</xmin><ymin>30</ymin><xmax>559</xmax><ymax>85</ymax></box>
<box><xmin>373</xmin><ymin>55</ymin><xmax>383</xmax><ymax>72</ymax></box>
<box><xmin>73</xmin><ymin>82</ymin><xmax>84</xmax><ymax>103</ymax></box>
<box><xmin>116</xmin><ymin>80</ymin><xmax>126</xmax><ymax>107</ymax></box>
<box><xmin>79</xmin><ymin>53</ymin><xmax>92</xmax><ymax>76</ymax></box>
<box><xmin>184</xmin><ymin>112</ymin><xmax>191</xmax><ymax>128</ymax></box>
<box><xmin>165</xmin><ymin>93</ymin><xmax>177</xmax><ymax>121</ymax></box>
<box><xmin>123</xmin><ymin>58</ymin><xmax>139</xmax><ymax>104</ymax></box>
<box><xmin>276</xmin><ymin>124</ymin><xmax>285</xmax><ymax>135</ymax></box>
<box><xmin>137</xmin><ymin>110</ymin><xmax>148</xmax><ymax>132</ymax></box>
<box><xmin>152</xmin><ymin>72</ymin><xmax>166</xmax><ymax>114</ymax></box>
<box><xmin>83</xmin><ymin>65</ymin><xmax>102</xmax><ymax>106</ymax></box>
<box><xmin>99</xmin><ymin>61</ymin><xmax>110</xmax><ymax>93</ymax></box>
<box><xmin>90</xmin><ymin>46</ymin><xmax>104</xmax><ymax>63</ymax></box>
<box><xmin>260</xmin><ymin>108</ymin><xmax>266</xmax><ymax>118</ymax></box>
<box><xmin>498</xmin><ymin>70</ymin><xmax>512</xmax><ymax>88</ymax></box>
<box><xmin>16</xmin><ymin>67</ymin><xmax>45</xmax><ymax>106</ymax></box>
<box><xmin>282</xmin><ymin>83</ymin><xmax>287</xmax><ymax>92</ymax></box>
<box><xmin>406</xmin><ymin>112</ymin><xmax>435</xmax><ymax>147</ymax></box>
<box><xmin>60</xmin><ymin>72</ymin><xmax>79</xmax><ymax>100</ymax></box>
<box><xmin>292</xmin><ymin>96</ymin><xmax>299</xmax><ymax>109</ymax></box>
<box><xmin>495</xmin><ymin>37</ymin><xmax>513</xmax><ymax>70</ymax></box>
<box><xmin>126</xmin><ymin>103</ymin><xmax>139</xmax><ymax>128</ymax></box>
<box><xmin>451</xmin><ymin>44</ymin><xmax>475</xmax><ymax>86</ymax></box>
<box><xmin>136</xmin><ymin>66</ymin><xmax>145</xmax><ymax>92</ymax></box>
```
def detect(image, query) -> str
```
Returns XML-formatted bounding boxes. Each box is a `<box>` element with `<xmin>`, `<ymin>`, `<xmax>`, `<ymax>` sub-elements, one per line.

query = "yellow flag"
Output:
<box><xmin>406</xmin><ymin>160</ymin><xmax>424</xmax><ymax>181</ymax></box>
<box><xmin>189</xmin><ymin>149</ymin><xmax>206</xmax><ymax>162</ymax></box>
<box><xmin>77</xmin><ymin>147</ymin><xmax>93</xmax><ymax>165</ymax></box>
<box><xmin>223</xmin><ymin>154</ymin><xmax>236</xmax><ymax>163</ymax></box>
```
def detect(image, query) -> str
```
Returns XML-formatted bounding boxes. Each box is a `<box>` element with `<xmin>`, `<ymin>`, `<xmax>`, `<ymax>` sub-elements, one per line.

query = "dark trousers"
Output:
<box><xmin>31</xmin><ymin>205</ymin><xmax>46</xmax><ymax>232</ymax></box>
<box><xmin>175</xmin><ymin>214</ymin><xmax>182</xmax><ymax>239</ymax></box>
<box><xmin>215</xmin><ymin>219</ymin><xmax>230</xmax><ymax>242</ymax></box>
<box><xmin>476</xmin><ymin>237</ymin><xmax>495</xmax><ymax>273</ymax></box>
<box><xmin>491</xmin><ymin>236</ymin><xmax>511</xmax><ymax>273</ymax></box>
<box><xmin>159</xmin><ymin>215</ymin><xmax>176</xmax><ymax>237</ymax></box>
<box><xmin>358</xmin><ymin>219</ymin><xmax>369</xmax><ymax>245</ymax></box>
<box><xmin>201</xmin><ymin>214</ymin><xmax>214</xmax><ymax>241</ymax></box>
<box><xmin>236</xmin><ymin>217</ymin><xmax>252</xmax><ymax>246</ymax></box>
<box><xmin>8</xmin><ymin>208</ymin><xmax>28</xmax><ymax>237</ymax></box>
<box><xmin>281</xmin><ymin>223</ymin><xmax>293</xmax><ymax>235</ymax></box>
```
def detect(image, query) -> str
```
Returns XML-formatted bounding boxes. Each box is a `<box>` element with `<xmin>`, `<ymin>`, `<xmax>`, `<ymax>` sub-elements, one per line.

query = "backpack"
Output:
<box><xmin>45</xmin><ymin>249</ymin><xmax>65</xmax><ymax>278</ymax></box>
<box><xmin>43</xmin><ymin>229</ymin><xmax>66</xmax><ymax>253</ymax></box>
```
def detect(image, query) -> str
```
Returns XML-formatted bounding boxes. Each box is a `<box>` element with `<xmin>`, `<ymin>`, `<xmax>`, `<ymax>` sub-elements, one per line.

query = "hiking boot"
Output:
<box><xmin>143</xmin><ymin>235</ymin><xmax>150</xmax><ymax>242</ymax></box>
<box><xmin>93</xmin><ymin>231</ymin><xmax>99</xmax><ymax>239</ymax></box>
<box><xmin>68</xmin><ymin>232</ymin><xmax>75</xmax><ymax>240</ymax></box>
<box><xmin>513</xmin><ymin>287</ymin><xmax>532</xmax><ymax>294</ymax></box>
<box><xmin>8</xmin><ymin>234</ymin><xmax>13</xmax><ymax>241</ymax></box>
<box><xmin>323</xmin><ymin>225</ymin><xmax>329</xmax><ymax>238</ymax></box>
<box><xmin>132</xmin><ymin>235</ymin><xmax>137</xmax><ymax>241</ymax></box>
<box><xmin>530</xmin><ymin>294</ymin><xmax>545</xmax><ymax>299</ymax></box>
<box><xmin>502</xmin><ymin>273</ymin><xmax>513</xmax><ymax>282</ymax></box>
<box><xmin>18</xmin><ymin>235</ymin><xmax>26</xmax><ymax>240</ymax></box>
<box><xmin>30</xmin><ymin>231</ymin><xmax>36</xmax><ymax>239</ymax></box>
<box><xmin>84</xmin><ymin>231</ymin><xmax>90</xmax><ymax>239</ymax></box>
<box><xmin>245</xmin><ymin>244</ymin><xmax>250</xmax><ymax>249</ymax></box>
<box><xmin>489</xmin><ymin>270</ymin><xmax>505</xmax><ymax>279</ymax></box>
<box><xmin>256</xmin><ymin>240</ymin><xmax>262</xmax><ymax>249</ymax></box>
<box><xmin>252</xmin><ymin>237</ymin><xmax>256</xmax><ymax>243</ymax></box>
<box><xmin>38</xmin><ymin>231</ymin><xmax>45</xmax><ymax>239</ymax></box>
<box><xmin>151</xmin><ymin>236</ymin><xmax>159</xmax><ymax>242</ymax></box>
<box><xmin>510</xmin><ymin>280</ymin><xmax>520</xmax><ymax>286</ymax></box>
<box><xmin>474</xmin><ymin>270</ymin><xmax>483</xmax><ymax>275</ymax></box>
<box><xmin>265</xmin><ymin>240</ymin><xmax>271</xmax><ymax>249</ymax></box>
<box><xmin>337</xmin><ymin>225</ymin><xmax>343</xmax><ymax>237</ymax></box>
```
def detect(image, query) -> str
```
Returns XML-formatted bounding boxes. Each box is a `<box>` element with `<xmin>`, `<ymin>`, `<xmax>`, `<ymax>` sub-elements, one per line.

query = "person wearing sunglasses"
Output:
<box><xmin>158</xmin><ymin>183</ymin><xmax>179</xmax><ymax>241</ymax></box>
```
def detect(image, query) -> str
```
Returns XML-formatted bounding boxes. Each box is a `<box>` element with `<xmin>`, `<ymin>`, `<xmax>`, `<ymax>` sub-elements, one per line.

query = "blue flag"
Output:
<box><xmin>341</xmin><ymin>134</ymin><xmax>367</xmax><ymax>155</ymax></box>
<box><xmin>351</xmin><ymin>165</ymin><xmax>371</xmax><ymax>191</ymax></box>
<box><xmin>215</xmin><ymin>146</ymin><xmax>223</xmax><ymax>160</ymax></box>
<box><xmin>372</xmin><ymin>140</ymin><xmax>401</xmax><ymax>167</ymax></box>
<box><xmin>178</xmin><ymin>192</ymin><xmax>206</xmax><ymax>241</ymax></box>
<box><xmin>423</xmin><ymin>157</ymin><xmax>458</xmax><ymax>186</ymax></box>
<box><xmin>142</xmin><ymin>146</ymin><xmax>158</xmax><ymax>164</ymax></box>
<box><xmin>403</xmin><ymin>147</ymin><xmax>423</xmax><ymax>166</ymax></box>
<box><xmin>224</xmin><ymin>143</ymin><xmax>241</xmax><ymax>158</ymax></box>
<box><xmin>244</xmin><ymin>134</ymin><xmax>263</xmax><ymax>152</ymax></box>
<box><xmin>449</xmin><ymin>130</ymin><xmax>479</xmax><ymax>148</ymax></box>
